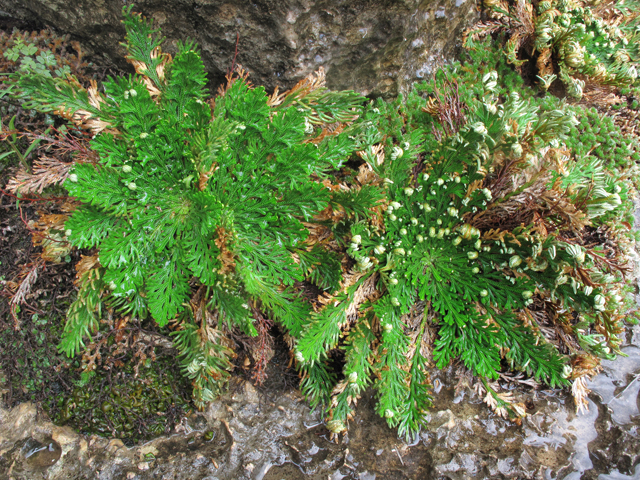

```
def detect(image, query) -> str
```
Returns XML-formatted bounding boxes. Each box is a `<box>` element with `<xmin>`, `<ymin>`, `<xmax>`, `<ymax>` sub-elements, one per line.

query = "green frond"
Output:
<box><xmin>59</xmin><ymin>268</ymin><xmax>104</xmax><ymax>357</ymax></box>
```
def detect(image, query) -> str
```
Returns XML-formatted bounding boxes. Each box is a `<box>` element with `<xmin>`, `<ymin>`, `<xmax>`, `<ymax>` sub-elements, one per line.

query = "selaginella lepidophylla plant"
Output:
<box><xmin>294</xmin><ymin>70</ymin><xmax>632</xmax><ymax>438</ymax></box>
<box><xmin>13</xmin><ymin>7</ymin><xmax>371</xmax><ymax>408</ymax></box>
<box><xmin>9</xmin><ymin>8</ymin><xmax>634</xmax><ymax>438</ymax></box>
<box><xmin>465</xmin><ymin>0</ymin><xmax>640</xmax><ymax>98</ymax></box>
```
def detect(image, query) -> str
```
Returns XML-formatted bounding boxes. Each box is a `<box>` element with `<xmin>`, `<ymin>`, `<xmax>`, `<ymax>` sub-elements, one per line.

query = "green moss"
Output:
<box><xmin>55</xmin><ymin>357</ymin><xmax>191</xmax><ymax>445</ymax></box>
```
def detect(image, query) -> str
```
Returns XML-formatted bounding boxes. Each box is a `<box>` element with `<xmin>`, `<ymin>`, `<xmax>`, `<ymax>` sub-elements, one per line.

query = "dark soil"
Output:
<box><xmin>0</xmin><ymin>204</ymin><xmax>77</xmax><ymax>456</ymax></box>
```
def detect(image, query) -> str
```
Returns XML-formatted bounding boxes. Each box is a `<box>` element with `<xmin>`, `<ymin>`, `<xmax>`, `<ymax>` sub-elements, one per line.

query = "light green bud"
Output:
<box><xmin>511</xmin><ymin>143</ymin><xmax>523</xmax><ymax>157</ymax></box>
<box><xmin>471</xmin><ymin>122</ymin><xmax>488</xmax><ymax>135</ymax></box>
<box><xmin>122</xmin><ymin>164</ymin><xmax>132</xmax><ymax>173</ymax></box>
<box><xmin>509</xmin><ymin>256</ymin><xmax>522</xmax><ymax>268</ymax></box>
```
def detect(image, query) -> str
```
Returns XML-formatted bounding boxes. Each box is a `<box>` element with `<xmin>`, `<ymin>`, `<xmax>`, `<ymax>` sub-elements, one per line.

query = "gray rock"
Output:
<box><xmin>0</xmin><ymin>0</ymin><xmax>478</xmax><ymax>97</ymax></box>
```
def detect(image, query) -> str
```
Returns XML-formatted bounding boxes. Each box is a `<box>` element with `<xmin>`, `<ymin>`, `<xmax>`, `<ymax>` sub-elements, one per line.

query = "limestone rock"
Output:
<box><xmin>0</xmin><ymin>0</ymin><xmax>478</xmax><ymax>97</ymax></box>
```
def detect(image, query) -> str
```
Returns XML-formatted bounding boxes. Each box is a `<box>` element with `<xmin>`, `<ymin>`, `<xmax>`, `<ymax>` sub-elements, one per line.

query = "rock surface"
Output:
<box><xmin>0</xmin><ymin>325</ymin><xmax>638</xmax><ymax>479</ymax></box>
<box><xmin>0</xmin><ymin>0</ymin><xmax>478</xmax><ymax>97</ymax></box>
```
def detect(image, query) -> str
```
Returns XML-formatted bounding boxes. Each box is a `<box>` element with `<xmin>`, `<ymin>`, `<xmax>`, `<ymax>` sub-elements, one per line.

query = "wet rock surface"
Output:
<box><xmin>0</xmin><ymin>0</ymin><xmax>478</xmax><ymax>98</ymax></box>
<box><xmin>0</xmin><ymin>324</ymin><xmax>638</xmax><ymax>479</ymax></box>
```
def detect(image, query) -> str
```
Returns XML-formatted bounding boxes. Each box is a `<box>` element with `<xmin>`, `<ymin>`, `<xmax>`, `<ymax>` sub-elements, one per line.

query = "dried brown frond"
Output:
<box><xmin>124</xmin><ymin>47</ymin><xmax>170</xmax><ymax>93</ymax></box>
<box><xmin>481</xmin><ymin>228</ymin><xmax>520</xmax><ymax>245</ymax></box>
<box><xmin>305</xmin><ymin>122</ymin><xmax>346</xmax><ymax>144</ymax></box>
<box><xmin>316</xmin><ymin>267</ymin><xmax>367</xmax><ymax>313</ymax></box>
<box><xmin>75</xmin><ymin>254</ymin><xmax>101</xmax><ymax>286</ymax></box>
<box><xmin>197</xmin><ymin>162</ymin><xmax>219</xmax><ymax>192</ymax></box>
<box><xmin>217</xmin><ymin>64</ymin><xmax>253</xmax><ymax>98</ymax></box>
<box><xmin>465</xmin><ymin>178</ymin><xmax>485</xmax><ymax>200</ymax></box>
<box><xmin>477</xmin><ymin>380</ymin><xmax>527</xmax><ymax>420</ymax></box>
<box><xmin>56</xmin><ymin>106</ymin><xmax>116</xmax><ymax>135</ymax></box>
<box><xmin>87</xmin><ymin>79</ymin><xmax>105</xmax><ymax>110</ymax></box>
<box><xmin>28</xmin><ymin>212</ymin><xmax>72</xmax><ymax>262</ymax></box>
<box><xmin>571</xmin><ymin>376</ymin><xmax>591</xmax><ymax>414</ymax></box>
<box><xmin>151</xmin><ymin>47</ymin><xmax>171</xmax><ymax>82</ymax></box>
<box><xmin>267</xmin><ymin>85</ymin><xmax>285</xmax><ymax>107</ymax></box>
<box><xmin>356</xmin><ymin>143</ymin><xmax>386</xmax><ymax>168</ymax></box>
<box><xmin>513</xmin><ymin>0</ymin><xmax>535</xmax><ymax>36</ymax></box>
<box><xmin>142</xmin><ymin>76</ymin><xmax>162</xmax><ymax>97</ymax></box>
<box><xmin>247</xmin><ymin>306</ymin><xmax>274</xmax><ymax>385</ymax></box>
<box><xmin>7</xmin><ymin>156</ymin><xmax>73</xmax><ymax>194</ymax></box>
<box><xmin>214</xmin><ymin>226</ymin><xmax>236</xmax><ymax>275</ymax></box>
<box><xmin>469</xmin><ymin>150</ymin><xmax>590</xmax><ymax>232</ymax></box>
<box><xmin>462</xmin><ymin>20</ymin><xmax>507</xmax><ymax>46</ymax></box>
<box><xmin>539</xmin><ymin>184</ymin><xmax>591</xmax><ymax>230</ymax></box>
<box><xmin>345</xmin><ymin>273</ymin><xmax>381</xmax><ymax>321</ymax></box>
<box><xmin>422</xmin><ymin>76</ymin><xmax>467</xmax><ymax>138</ymax></box>
<box><xmin>537</xmin><ymin>48</ymin><xmax>554</xmax><ymax>78</ymax></box>
<box><xmin>9</xmin><ymin>259</ymin><xmax>45</xmax><ymax>326</ymax></box>
<box><xmin>355</xmin><ymin>159</ymin><xmax>383</xmax><ymax>186</ymax></box>
<box><xmin>279</xmin><ymin>67</ymin><xmax>327</xmax><ymax>105</ymax></box>
<box><xmin>303</xmin><ymin>221</ymin><xmax>334</xmax><ymax>246</ymax></box>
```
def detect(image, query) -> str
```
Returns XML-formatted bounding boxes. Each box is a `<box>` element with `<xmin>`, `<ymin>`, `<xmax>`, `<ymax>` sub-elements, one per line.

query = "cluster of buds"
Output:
<box><xmin>123</xmin><ymin>88</ymin><xmax>138</xmax><ymax>99</ymax></box>
<box><xmin>458</xmin><ymin>223</ymin><xmax>481</xmax><ymax>240</ymax></box>
<box><xmin>566</xmin><ymin>244</ymin><xmax>586</xmax><ymax>264</ymax></box>
<box><xmin>593</xmin><ymin>294</ymin><xmax>606</xmax><ymax>311</ymax></box>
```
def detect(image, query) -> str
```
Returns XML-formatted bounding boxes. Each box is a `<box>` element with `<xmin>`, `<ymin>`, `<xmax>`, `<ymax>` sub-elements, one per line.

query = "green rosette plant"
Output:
<box><xmin>13</xmin><ymin>7</ymin><xmax>367</xmax><ymax>407</ymax></box>
<box><xmin>295</xmin><ymin>70</ymin><xmax>627</xmax><ymax>438</ymax></box>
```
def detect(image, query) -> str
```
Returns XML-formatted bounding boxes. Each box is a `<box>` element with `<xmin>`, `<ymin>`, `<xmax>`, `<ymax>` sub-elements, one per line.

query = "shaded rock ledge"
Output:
<box><xmin>0</xmin><ymin>0</ymin><xmax>479</xmax><ymax>97</ymax></box>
